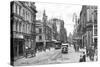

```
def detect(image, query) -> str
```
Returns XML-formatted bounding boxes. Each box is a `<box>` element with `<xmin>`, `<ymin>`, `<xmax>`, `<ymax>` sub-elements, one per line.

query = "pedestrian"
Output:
<box><xmin>25</xmin><ymin>46</ymin><xmax>28</xmax><ymax>58</ymax></box>
<box><xmin>82</xmin><ymin>52</ymin><xmax>86</xmax><ymax>62</ymax></box>
<box><xmin>79</xmin><ymin>55</ymin><xmax>84</xmax><ymax>62</ymax></box>
<box><xmin>89</xmin><ymin>46</ymin><xmax>94</xmax><ymax>61</ymax></box>
<box><xmin>79</xmin><ymin>52</ymin><xmax>86</xmax><ymax>62</ymax></box>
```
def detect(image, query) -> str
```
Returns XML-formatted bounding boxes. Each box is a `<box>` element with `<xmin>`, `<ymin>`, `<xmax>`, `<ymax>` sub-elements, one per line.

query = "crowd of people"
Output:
<box><xmin>78</xmin><ymin>46</ymin><xmax>97</xmax><ymax>62</ymax></box>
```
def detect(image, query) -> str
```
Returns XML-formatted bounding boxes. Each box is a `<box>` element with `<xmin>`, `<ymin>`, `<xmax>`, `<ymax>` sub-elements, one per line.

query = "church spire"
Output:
<box><xmin>43</xmin><ymin>10</ymin><xmax>46</xmax><ymax>17</ymax></box>
<box><xmin>42</xmin><ymin>10</ymin><xmax>47</xmax><ymax>21</ymax></box>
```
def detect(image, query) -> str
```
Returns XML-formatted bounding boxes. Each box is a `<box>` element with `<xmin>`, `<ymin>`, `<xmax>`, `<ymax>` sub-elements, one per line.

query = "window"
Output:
<box><xmin>31</xmin><ymin>15</ymin><xmax>33</xmax><ymax>22</ymax></box>
<box><xmin>94</xmin><ymin>28</ymin><xmax>97</xmax><ymax>36</ymax></box>
<box><xmin>39</xmin><ymin>35</ymin><xmax>42</xmax><ymax>40</ymax></box>
<box><xmin>23</xmin><ymin>9</ymin><xmax>25</xmax><ymax>18</ymax></box>
<box><xmin>23</xmin><ymin>23</ymin><xmax>25</xmax><ymax>33</ymax></box>
<box><xmin>30</xmin><ymin>24</ymin><xmax>32</xmax><ymax>33</ymax></box>
<box><xmin>39</xmin><ymin>28</ymin><xmax>42</xmax><ymax>33</ymax></box>
<box><xmin>28</xmin><ymin>24</ymin><xmax>30</xmax><ymax>34</ymax></box>
<box><xmin>27</xmin><ymin>12</ymin><xmax>29</xmax><ymax>21</ymax></box>
<box><xmin>21</xmin><ymin>22</ymin><xmax>23</xmax><ymax>33</ymax></box>
<box><xmin>26</xmin><ymin>24</ymin><xmax>28</xmax><ymax>34</ymax></box>
<box><xmin>29</xmin><ymin>13</ymin><xmax>31</xmax><ymax>22</ymax></box>
<box><xmin>24</xmin><ymin>23</ymin><xmax>26</xmax><ymax>33</ymax></box>
<box><xmin>13</xmin><ymin>21</ymin><xmax>16</xmax><ymax>31</ymax></box>
<box><xmin>26</xmin><ymin>11</ymin><xmax>28</xmax><ymax>21</ymax></box>
<box><xmin>13</xmin><ymin>3</ymin><xmax>16</xmax><ymax>13</ymax></box>
<box><xmin>27</xmin><ymin>24</ymin><xmax>30</xmax><ymax>34</ymax></box>
<box><xmin>19</xmin><ymin>22</ymin><xmax>21</xmax><ymax>32</ymax></box>
<box><xmin>17</xmin><ymin>5</ymin><xmax>19</xmax><ymax>15</ymax></box>
<box><xmin>16</xmin><ymin>21</ymin><xmax>19</xmax><ymax>32</ymax></box>
<box><xmin>19</xmin><ymin>6</ymin><xmax>21</xmax><ymax>15</ymax></box>
<box><xmin>16</xmin><ymin>4</ymin><xmax>17</xmax><ymax>14</ymax></box>
<box><xmin>94</xmin><ymin>20</ymin><xmax>97</xmax><ymax>24</ymax></box>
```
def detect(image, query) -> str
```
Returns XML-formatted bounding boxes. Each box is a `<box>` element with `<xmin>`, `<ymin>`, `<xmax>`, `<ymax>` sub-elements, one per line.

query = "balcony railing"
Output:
<box><xmin>86</xmin><ymin>20</ymin><xmax>93</xmax><ymax>27</ymax></box>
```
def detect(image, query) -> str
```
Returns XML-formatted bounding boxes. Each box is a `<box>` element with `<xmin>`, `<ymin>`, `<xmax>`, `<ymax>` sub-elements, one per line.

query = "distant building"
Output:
<box><xmin>68</xmin><ymin>33</ymin><xmax>73</xmax><ymax>44</ymax></box>
<box><xmin>49</xmin><ymin>19</ymin><xmax>58</xmax><ymax>41</ymax></box>
<box><xmin>35</xmin><ymin>20</ymin><xmax>44</xmax><ymax>49</ymax></box>
<box><xmin>59</xmin><ymin>20</ymin><xmax>67</xmax><ymax>43</ymax></box>
<box><xmin>35</xmin><ymin>10</ymin><xmax>53</xmax><ymax>50</ymax></box>
<box><xmin>49</xmin><ymin>18</ymin><xmax>67</xmax><ymax>43</ymax></box>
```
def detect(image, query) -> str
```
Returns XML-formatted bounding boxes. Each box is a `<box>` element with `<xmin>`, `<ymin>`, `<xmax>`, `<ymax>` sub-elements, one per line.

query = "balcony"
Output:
<box><xmin>86</xmin><ymin>20</ymin><xmax>93</xmax><ymax>27</ymax></box>
<box><xmin>86</xmin><ymin>20</ymin><xmax>93</xmax><ymax>31</ymax></box>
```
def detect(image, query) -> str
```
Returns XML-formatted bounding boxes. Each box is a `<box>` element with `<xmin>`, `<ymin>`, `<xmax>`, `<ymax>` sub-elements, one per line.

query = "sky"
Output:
<box><xmin>35</xmin><ymin>2</ymin><xmax>82</xmax><ymax>36</ymax></box>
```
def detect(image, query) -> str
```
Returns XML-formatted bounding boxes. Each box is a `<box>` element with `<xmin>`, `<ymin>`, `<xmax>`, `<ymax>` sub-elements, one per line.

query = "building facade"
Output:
<box><xmin>35</xmin><ymin>20</ymin><xmax>44</xmax><ymax>50</ymax></box>
<box><xmin>42</xmin><ymin>10</ymin><xmax>53</xmax><ymax>49</ymax></box>
<box><xmin>49</xmin><ymin>18</ymin><xmax>58</xmax><ymax>41</ymax></box>
<box><xmin>79</xmin><ymin>5</ymin><xmax>97</xmax><ymax>51</ymax></box>
<box><xmin>11</xmin><ymin>1</ymin><xmax>37</xmax><ymax>61</ymax></box>
<box><xmin>49</xmin><ymin>18</ymin><xmax>67</xmax><ymax>43</ymax></box>
<box><xmin>60</xmin><ymin>20</ymin><xmax>67</xmax><ymax>43</ymax></box>
<box><xmin>35</xmin><ymin>11</ymin><xmax>53</xmax><ymax>50</ymax></box>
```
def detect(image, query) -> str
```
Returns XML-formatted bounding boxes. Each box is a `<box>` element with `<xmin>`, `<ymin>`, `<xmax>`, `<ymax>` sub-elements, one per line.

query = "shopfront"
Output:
<box><xmin>13</xmin><ymin>38</ymin><xmax>25</xmax><ymax>57</ymax></box>
<box><xmin>12</xmin><ymin>33</ymin><xmax>25</xmax><ymax>60</ymax></box>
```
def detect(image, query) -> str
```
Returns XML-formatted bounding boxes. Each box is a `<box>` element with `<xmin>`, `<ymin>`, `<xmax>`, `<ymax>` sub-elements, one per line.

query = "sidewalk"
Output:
<box><xmin>79</xmin><ymin>48</ymin><xmax>98</xmax><ymax>62</ymax></box>
<box><xmin>86</xmin><ymin>55</ymin><xmax>98</xmax><ymax>62</ymax></box>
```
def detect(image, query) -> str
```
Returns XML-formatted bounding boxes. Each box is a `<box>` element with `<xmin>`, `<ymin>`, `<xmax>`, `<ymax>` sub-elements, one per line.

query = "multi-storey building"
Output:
<box><xmin>11</xmin><ymin>1</ymin><xmax>37</xmax><ymax>61</ymax></box>
<box><xmin>68</xmin><ymin>33</ymin><xmax>73</xmax><ymax>44</ymax></box>
<box><xmin>49</xmin><ymin>19</ymin><xmax>58</xmax><ymax>41</ymax></box>
<box><xmin>35</xmin><ymin>11</ymin><xmax>53</xmax><ymax>50</ymax></box>
<box><xmin>35</xmin><ymin>20</ymin><xmax>44</xmax><ymax>50</ymax></box>
<box><xmin>72</xmin><ymin>14</ymin><xmax>81</xmax><ymax>50</ymax></box>
<box><xmin>60</xmin><ymin>20</ymin><xmax>67</xmax><ymax>43</ymax></box>
<box><xmin>42</xmin><ymin>10</ymin><xmax>53</xmax><ymax>49</ymax></box>
<box><xmin>79</xmin><ymin>5</ymin><xmax>97</xmax><ymax>51</ymax></box>
<box><xmin>92</xmin><ymin>6</ymin><xmax>97</xmax><ymax>49</ymax></box>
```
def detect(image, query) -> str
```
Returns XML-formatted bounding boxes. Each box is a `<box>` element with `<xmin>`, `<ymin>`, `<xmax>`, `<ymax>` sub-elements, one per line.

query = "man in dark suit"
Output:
<box><xmin>79</xmin><ymin>55</ymin><xmax>84</xmax><ymax>62</ymax></box>
<box><xmin>79</xmin><ymin>52</ymin><xmax>86</xmax><ymax>62</ymax></box>
<box><xmin>82</xmin><ymin>52</ymin><xmax>86</xmax><ymax>62</ymax></box>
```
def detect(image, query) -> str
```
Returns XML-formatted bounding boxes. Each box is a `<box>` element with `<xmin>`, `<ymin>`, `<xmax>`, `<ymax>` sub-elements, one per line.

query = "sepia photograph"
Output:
<box><xmin>10</xmin><ymin>1</ymin><xmax>98</xmax><ymax>66</ymax></box>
